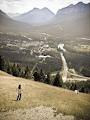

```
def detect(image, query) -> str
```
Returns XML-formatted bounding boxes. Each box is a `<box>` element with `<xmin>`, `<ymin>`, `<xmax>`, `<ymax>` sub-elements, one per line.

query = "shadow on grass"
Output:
<box><xmin>12</xmin><ymin>99</ymin><xmax>17</xmax><ymax>101</ymax></box>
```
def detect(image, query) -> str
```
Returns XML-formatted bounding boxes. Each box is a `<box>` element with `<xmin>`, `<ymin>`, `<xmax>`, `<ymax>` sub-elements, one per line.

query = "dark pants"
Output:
<box><xmin>17</xmin><ymin>93</ymin><xmax>21</xmax><ymax>100</ymax></box>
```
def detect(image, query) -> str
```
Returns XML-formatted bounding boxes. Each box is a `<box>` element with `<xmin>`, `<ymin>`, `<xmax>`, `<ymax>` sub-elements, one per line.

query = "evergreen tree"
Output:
<box><xmin>17</xmin><ymin>64</ymin><xmax>22</xmax><ymax>77</ymax></box>
<box><xmin>12</xmin><ymin>63</ymin><xmax>19</xmax><ymax>77</ymax></box>
<box><xmin>45</xmin><ymin>73</ymin><xmax>51</xmax><ymax>84</ymax></box>
<box><xmin>69</xmin><ymin>82</ymin><xmax>76</xmax><ymax>90</ymax></box>
<box><xmin>24</xmin><ymin>66</ymin><xmax>30</xmax><ymax>78</ymax></box>
<box><xmin>39</xmin><ymin>69</ymin><xmax>45</xmax><ymax>82</ymax></box>
<box><xmin>74</xmin><ymin>84</ymin><xmax>77</xmax><ymax>90</ymax></box>
<box><xmin>7</xmin><ymin>64</ymin><xmax>12</xmax><ymax>74</ymax></box>
<box><xmin>81</xmin><ymin>67</ymin><xmax>90</xmax><ymax>77</ymax></box>
<box><xmin>0</xmin><ymin>56</ymin><xmax>5</xmax><ymax>70</ymax></box>
<box><xmin>33</xmin><ymin>71</ymin><xmax>40</xmax><ymax>81</ymax></box>
<box><xmin>53</xmin><ymin>72</ymin><xmax>63</xmax><ymax>87</ymax></box>
<box><xmin>80</xmin><ymin>86</ymin><xmax>85</xmax><ymax>93</ymax></box>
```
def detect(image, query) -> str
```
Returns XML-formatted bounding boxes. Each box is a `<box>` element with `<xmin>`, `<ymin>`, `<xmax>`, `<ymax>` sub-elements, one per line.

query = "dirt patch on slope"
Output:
<box><xmin>0</xmin><ymin>106</ymin><xmax>75</xmax><ymax>120</ymax></box>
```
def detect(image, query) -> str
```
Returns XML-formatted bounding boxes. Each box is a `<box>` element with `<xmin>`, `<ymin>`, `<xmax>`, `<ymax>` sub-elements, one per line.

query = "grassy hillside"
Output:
<box><xmin>0</xmin><ymin>70</ymin><xmax>11</xmax><ymax>76</ymax></box>
<box><xmin>0</xmin><ymin>70</ymin><xmax>90</xmax><ymax>120</ymax></box>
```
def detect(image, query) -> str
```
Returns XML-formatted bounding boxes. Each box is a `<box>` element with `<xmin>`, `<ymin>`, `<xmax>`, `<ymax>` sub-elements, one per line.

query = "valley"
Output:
<box><xmin>0</xmin><ymin>32</ymin><xmax>90</xmax><ymax>79</ymax></box>
<box><xmin>0</xmin><ymin>2</ymin><xmax>90</xmax><ymax>120</ymax></box>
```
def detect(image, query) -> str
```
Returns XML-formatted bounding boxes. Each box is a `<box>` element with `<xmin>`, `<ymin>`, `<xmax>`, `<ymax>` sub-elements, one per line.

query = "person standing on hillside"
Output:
<box><xmin>17</xmin><ymin>84</ymin><xmax>22</xmax><ymax>101</ymax></box>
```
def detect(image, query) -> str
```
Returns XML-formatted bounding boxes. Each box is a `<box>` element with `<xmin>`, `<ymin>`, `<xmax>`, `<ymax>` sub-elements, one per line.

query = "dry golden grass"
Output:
<box><xmin>0</xmin><ymin>70</ymin><xmax>90</xmax><ymax>119</ymax></box>
<box><xmin>0</xmin><ymin>70</ymin><xmax>11</xmax><ymax>76</ymax></box>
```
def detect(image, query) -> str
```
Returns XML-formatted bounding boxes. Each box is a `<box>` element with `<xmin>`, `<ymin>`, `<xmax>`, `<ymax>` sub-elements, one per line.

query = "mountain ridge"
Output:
<box><xmin>0</xmin><ymin>9</ymin><xmax>32</xmax><ymax>33</ymax></box>
<box><xmin>0</xmin><ymin>2</ymin><xmax>90</xmax><ymax>37</ymax></box>
<box><xmin>56</xmin><ymin>2</ymin><xmax>90</xmax><ymax>16</ymax></box>
<box><xmin>14</xmin><ymin>7</ymin><xmax>55</xmax><ymax>25</ymax></box>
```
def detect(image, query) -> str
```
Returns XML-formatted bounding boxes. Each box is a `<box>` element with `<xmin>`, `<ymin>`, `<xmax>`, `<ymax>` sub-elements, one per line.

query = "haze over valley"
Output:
<box><xmin>0</xmin><ymin>2</ymin><xmax>90</xmax><ymax>78</ymax></box>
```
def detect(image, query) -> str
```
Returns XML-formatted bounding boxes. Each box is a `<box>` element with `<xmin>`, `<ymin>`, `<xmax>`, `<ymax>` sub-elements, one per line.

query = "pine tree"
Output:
<box><xmin>45</xmin><ymin>73</ymin><xmax>51</xmax><ymax>84</ymax></box>
<box><xmin>12</xmin><ymin>63</ymin><xmax>19</xmax><ymax>77</ymax></box>
<box><xmin>33</xmin><ymin>71</ymin><xmax>40</xmax><ymax>81</ymax></box>
<box><xmin>0</xmin><ymin>56</ymin><xmax>5</xmax><ymax>70</ymax></box>
<box><xmin>7</xmin><ymin>64</ymin><xmax>12</xmax><ymax>74</ymax></box>
<box><xmin>39</xmin><ymin>69</ymin><xmax>45</xmax><ymax>82</ymax></box>
<box><xmin>24</xmin><ymin>66</ymin><xmax>30</xmax><ymax>78</ymax></box>
<box><xmin>17</xmin><ymin>64</ymin><xmax>22</xmax><ymax>77</ymax></box>
<box><xmin>53</xmin><ymin>72</ymin><xmax>63</xmax><ymax>87</ymax></box>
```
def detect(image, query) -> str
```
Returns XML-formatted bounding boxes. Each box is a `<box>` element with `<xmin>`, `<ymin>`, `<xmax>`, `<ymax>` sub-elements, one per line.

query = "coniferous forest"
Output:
<box><xmin>0</xmin><ymin>55</ymin><xmax>90</xmax><ymax>93</ymax></box>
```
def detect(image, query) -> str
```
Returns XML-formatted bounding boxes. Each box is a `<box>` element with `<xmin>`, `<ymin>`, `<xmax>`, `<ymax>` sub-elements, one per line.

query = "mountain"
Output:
<box><xmin>56</xmin><ymin>2</ymin><xmax>90</xmax><ymax>17</ymax></box>
<box><xmin>0</xmin><ymin>10</ymin><xmax>7</xmax><ymax>17</ymax></box>
<box><xmin>0</xmin><ymin>10</ymin><xmax>11</xmax><ymax>24</ymax></box>
<box><xmin>0</xmin><ymin>2</ymin><xmax>90</xmax><ymax>37</ymax></box>
<box><xmin>0</xmin><ymin>10</ymin><xmax>31</xmax><ymax>33</ymax></box>
<box><xmin>37</xmin><ymin>2</ymin><xmax>90</xmax><ymax>38</ymax></box>
<box><xmin>14</xmin><ymin>7</ymin><xmax>55</xmax><ymax>26</ymax></box>
<box><xmin>53</xmin><ymin>2</ymin><xmax>90</xmax><ymax>36</ymax></box>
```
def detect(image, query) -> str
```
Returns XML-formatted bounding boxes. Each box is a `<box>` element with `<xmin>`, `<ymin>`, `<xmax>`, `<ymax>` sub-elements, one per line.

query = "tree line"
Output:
<box><xmin>0</xmin><ymin>56</ymin><xmax>30</xmax><ymax>78</ymax></box>
<box><xmin>0</xmin><ymin>55</ymin><xmax>63</xmax><ymax>87</ymax></box>
<box><xmin>0</xmin><ymin>55</ymin><xmax>90</xmax><ymax>93</ymax></box>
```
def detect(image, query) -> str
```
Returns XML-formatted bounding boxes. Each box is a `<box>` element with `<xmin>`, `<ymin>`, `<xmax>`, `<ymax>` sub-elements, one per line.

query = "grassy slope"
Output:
<box><xmin>0</xmin><ymin>70</ymin><xmax>90</xmax><ymax>119</ymax></box>
<box><xmin>0</xmin><ymin>70</ymin><xmax>11</xmax><ymax>76</ymax></box>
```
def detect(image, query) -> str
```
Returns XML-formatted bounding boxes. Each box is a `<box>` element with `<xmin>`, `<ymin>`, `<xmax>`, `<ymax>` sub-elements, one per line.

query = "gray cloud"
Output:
<box><xmin>5</xmin><ymin>0</ymin><xmax>22</xmax><ymax>1</ymax></box>
<box><xmin>0</xmin><ymin>0</ymin><xmax>90</xmax><ymax>15</ymax></box>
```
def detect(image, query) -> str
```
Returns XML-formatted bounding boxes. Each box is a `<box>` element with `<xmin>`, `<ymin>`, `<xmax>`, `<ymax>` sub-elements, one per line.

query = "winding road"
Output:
<box><xmin>58</xmin><ymin>43</ymin><xmax>89</xmax><ymax>82</ymax></box>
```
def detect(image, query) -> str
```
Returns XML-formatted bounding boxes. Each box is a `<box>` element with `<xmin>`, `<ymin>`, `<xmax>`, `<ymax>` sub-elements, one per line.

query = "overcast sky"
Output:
<box><xmin>0</xmin><ymin>0</ymin><xmax>90</xmax><ymax>15</ymax></box>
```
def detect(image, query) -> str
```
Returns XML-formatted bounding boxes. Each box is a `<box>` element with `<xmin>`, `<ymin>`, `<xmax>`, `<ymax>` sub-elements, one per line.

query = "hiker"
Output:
<box><xmin>17</xmin><ymin>84</ymin><xmax>22</xmax><ymax>101</ymax></box>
